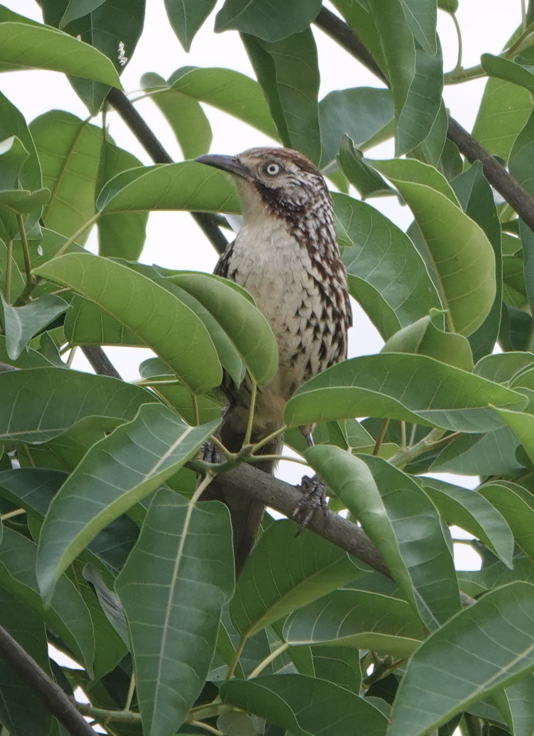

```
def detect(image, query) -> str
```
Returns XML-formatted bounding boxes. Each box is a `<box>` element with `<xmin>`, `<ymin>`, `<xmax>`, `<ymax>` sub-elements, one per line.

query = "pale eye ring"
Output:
<box><xmin>265</xmin><ymin>163</ymin><xmax>280</xmax><ymax>176</ymax></box>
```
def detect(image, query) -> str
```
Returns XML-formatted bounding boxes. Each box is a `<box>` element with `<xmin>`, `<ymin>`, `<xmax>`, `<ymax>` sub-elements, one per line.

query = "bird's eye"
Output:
<box><xmin>265</xmin><ymin>163</ymin><xmax>280</xmax><ymax>176</ymax></box>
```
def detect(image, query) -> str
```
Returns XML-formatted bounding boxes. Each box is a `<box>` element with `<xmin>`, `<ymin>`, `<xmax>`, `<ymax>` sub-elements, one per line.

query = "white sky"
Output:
<box><xmin>0</xmin><ymin>0</ymin><xmax>524</xmax><ymax>571</ymax></box>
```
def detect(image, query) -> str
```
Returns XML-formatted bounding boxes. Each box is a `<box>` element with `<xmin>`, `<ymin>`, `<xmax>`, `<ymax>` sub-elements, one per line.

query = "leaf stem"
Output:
<box><xmin>67</xmin><ymin>346</ymin><xmax>77</xmax><ymax>367</ymax></box>
<box><xmin>123</xmin><ymin>673</ymin><xmax>136</xmax><ymax>712</ymax></box>
<box><xmin>247</xmin><ymin>454</ymin><xmax>308</xmax><ymax>467</ymax></box>
<box><xmin>17</xmin><ymin>214</ymin><xmax>35</xmax><ymax>289</ymax></box>
<box><xmin>243</xmin><ymin>378</ymin><xmax>258</xmax><ymax>447</ymax></box>
<box><xmin>373</xmin><ymin>419</ymin><xmax>389</xmax><ymax>456</ymax></box>
<box><xmin>388</xmin><ymin>427</ymin><xmax>445</xmax><ymax>467</ymax></box>
<box><xmin>192</xmin><ymin>472</ymin><xmax>215</xmax><ymax>505</ymax></box>
<box><xmin>5</xmin><ymin>240</ymin><xmax>13</xmax><ymax>303</ymax></box>
<box><xmin>250</xmin><ymin>425</ymin><xmax>286</xmax><ymax>455</ymax></box>
<box><xmin>192</xmin><ymin>393</ymin><xmax>200</xmax><ymax>426</ymax></box>
<box><xmin>225</xmin><ymin>635</ymin><xmax>247</xmax><ymax>681</ymax></box>
<box><xmin>76</xmin><ymin>703</ymin><xmax>141</xmax><ymax>724</ymax></box>
<box><xmin>1</xmin><ymin>508</ymin><xmax>26</xmax><ymax>521</ymax></box>
<box><xmin>248</xmin><ymin>642</ymin><xmax>289</xmax><ymax>679</ymax></box>
<box><xmin>53</xmin><ymin>212</ymin><xmax>101</xmax><ymax>260</ymax></box>
<box><xmin>451</xmin><ymin>12</ymin><xmax>463</xmax><ymax>72</ymax></box>
<box><xmin>209</xmin><ymin>434</ymin><xmax>236</xmax><ymax>461</ymax></box>
<box><xmin>190</xmin><ymin>720</ymin><xmax>224</xmax><ymax>736</ymax></box>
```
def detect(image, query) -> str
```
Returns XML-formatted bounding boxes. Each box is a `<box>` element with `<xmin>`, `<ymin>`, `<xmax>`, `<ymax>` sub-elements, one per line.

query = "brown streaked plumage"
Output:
<box><xmin>197</xmin><ymin>147</ymin><xmax>352</xmax><ymax>574</ymax></box>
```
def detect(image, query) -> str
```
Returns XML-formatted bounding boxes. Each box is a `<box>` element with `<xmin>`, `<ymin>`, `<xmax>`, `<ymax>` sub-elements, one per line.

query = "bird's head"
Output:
<box><xmin>196</xmin><ymin>147</ymin><xmax>331</xmax><ymax>222</ymax></box>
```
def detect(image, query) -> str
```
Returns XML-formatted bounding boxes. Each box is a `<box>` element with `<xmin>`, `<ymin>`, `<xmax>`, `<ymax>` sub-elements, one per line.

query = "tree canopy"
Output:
<box><xmin>2</xmin><ymin>2</ymin><xmax>534</xmax><ymax>736</ymax></box>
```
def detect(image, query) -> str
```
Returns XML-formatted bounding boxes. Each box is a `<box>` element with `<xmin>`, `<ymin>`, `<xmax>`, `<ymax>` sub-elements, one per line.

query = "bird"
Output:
<box><xmin>197</xmin><ymin>147</ymin><xmax>352</xmax><ymax>574</ymax></box>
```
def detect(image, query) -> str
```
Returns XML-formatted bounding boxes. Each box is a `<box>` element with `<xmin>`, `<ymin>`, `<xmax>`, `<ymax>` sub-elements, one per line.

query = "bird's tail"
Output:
<box><xmin>202</xmin><ymin>423</ymin><xmax>282</xmax><ymax>576</ymax></box>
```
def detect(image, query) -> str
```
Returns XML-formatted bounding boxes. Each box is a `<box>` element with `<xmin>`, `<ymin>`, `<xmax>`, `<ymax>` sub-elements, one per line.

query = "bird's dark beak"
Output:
<box><xmin>196</xmin><ymin>154</ymin><xmax>250</xmax><ymax>180</ymax></box>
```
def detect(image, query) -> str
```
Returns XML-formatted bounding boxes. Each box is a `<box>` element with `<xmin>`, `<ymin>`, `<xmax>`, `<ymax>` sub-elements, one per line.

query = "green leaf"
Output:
<box><xmin>382</xmin><ymin>312</ymin><xmax>474</xmax><ymax>371</ymax></box>
<box><xmin>472</xmin><ymin>77</ymin><xmax>533</xmax><ymax>161</ymax></box>
<box><xmin>422</xmin><ymin>478</ymin><xmax>514</xmax><ymax>568</ymax></box>
<box><xmin>0</xmin><ymin>188</ymin><xmax>49</xmax><ymax>216</ymax></box>
<box><xmin>304</xmin><ymin>446</ymin><xmax>456</xmax><ymax>629</ymax></box>
<box><xmin>319</xmin><ymin>87</ymin><xmax>394</xmax><ymax>169</ymax></box>
<box><xmin>0</xmin><ymin>367</ymin><xmax>156</xmax><ymax>443</ymax></box>
<box><xmin>284</xmin><ymin>589</ymin><xmax>425</xmax><ymax>658</ymax></box>
<box><xmin>494</xmin><ymin>406</ymin><xmax>534</xmax><ymax>466</ymax></box>
<box><xmin>0</xmin><ymin>334</ymin><xmax>53</xmax><ymax>369</ymax></box>
<box><xmin>116</xmin><ymin>489</ymin><xmax>234</xmax><ymax>736</ymax></box>
<box><xmin>37</xmin><ymin>403</ymin><xmax>219</xmax><ymax>602</ymax></box>
<box><xmin>475</xmin><ymin>351</ymin><xmax>534</xmax><ymax>384</ymax></box>
<box><xmin>0</xmin><ymin>22</ymin><xmax>122</xmax><ymax>88</ymax></box>
<box><xmin>479</xmin><ymin>482</ymin><xmax>534</xmax><ymax>563</ymax></box>
<box><xmin>97</xmin><ymin>160</ymin><xmax>240</xmax><ymax>215</ymax></box>
<box><xmin>216</xmin><ymin>0</ymin><xmax>321</xmax><ymax>41</ymax></box>
<box><xmin>373</xmin><ymin>158</ymin><xmax>497</xmax><ymax>336</ymax></box>
<box><xmin>364</xmin><ymin>0</ymin><xmax>421</xmax><ymax>154</ymax></box>
<box><xmin>59</xmin><ymin>0</ymin><xmax>107</xmax><ymax>28</ymax></box>
<box><xmin>96</xmin><ymin>138</ymin><xmax>147</xmax><ymax>260</ymax></box>
<box><xmin>452</xmin><ymin>161</ymin><xmax>503</xmax><ymax>361</ymax></box>
<box><xmin>0</xmin><ymin>135</ymin><xmax>29</xmax><ymax>190</ymax></box>
<box><xmin>319</xmin><ymin>87</ymin><xmax>394</xmax><ymax>168</ymax></box>
<box><xmin>0</xmin><ymin>526</ymin><xmax>95</xmax><ymax>675</ymax></box>
<box><xmin>0</xmin><ymin>466</ymin><xmax>139</xmax><ymax>572</ymax></box>
<box><xmin>0</xmin><ymin>93</ymin><xmax>41</xmax><ymax>193</ymax></box>
<box><xmin>401</xmin><ymin>0</ymin><xmax>437</xmax><ymax>55</ymax></box>
<box><xmin>389</xmin><ymin>582</ymin><xmax>534</xmax><ymax>736</ymax></box>
<box><xmin>30</xmin><ymin>111</ymin><xmax>102</xmax><ymax>241</ymax></box>
<box><xmin>481</xmin><ymin>53</ymin><xmax>534</xmax><ymax>96</ymax></box>
<box><xmin>242</xmin><ymin>29</ymin><xmax>321</xmax><ymax>163</ymax></box>
<box><xmin>398</xmin><ymin>45</ymin><xmax>443</xmax><ymax>155</ymax></box>
<box><xmin>363</xmin><ymin>453</ymin><xmax>461</xmax><ymax>626</ymax></box>
<box><xmin>285</xmin><ymin>354</ymin><xmax>525</xmax><ymax>434</ymax></box>
<box><xmin>230</xmin><ymin>520</ymin><xmax>364</xmax><ymax>638</ymax></box>
<box><xmin>1</xmin><ymin>293</ymin><xmax>69</xmax><ymax>360</ymax></box>
<box><xmin>141</xmin><ymin>72</ymin><xmax>212</xmax><ymax>160</ymax></box>
<box><xmin>164</xmin><ymin>0</ymin><xmax>216</xmax><ymax>51</ymax></box>
<box><xmin>168</xmin><ymin>66</ymin><xmax>278</xmax><ymax>140</ymax></box>
<box><xmin>337</xmin><ymin>136</ymin><xmax>394</xmax><ymax>199</ymax></box>
<box><xmin>438</xmin><ymin>0</ymin><xmax>458</xmax><ymax>12</ymax></box>
<box><xmin>429</xmin><ymin>426</ymin><xmax>524</xmax><ymax>476</ymax></box>
<box><xmin>57</xmin><ymin>0</ymin><xmax>144</xmax><ymax>115</ymax></box>
<box><xmin>498</xmin><ymin>675</ymin><xmax>534</xmax><ymax>736</ymax></box>
<box><xmin>168</xmin><ymin>271</ymin><xmax>278</xmax><ymax>386</ymax></box>
<box><xmin>335</xmin><ymin>193</ymin><xmax>441</xmax><ymax>340</ymax></box>
<box><xmin>221</xmin><ymin>674</ymin><xmax>388</xmax><ymax>736</ymax></box>
<box><xmin>34</xmin><ymin>253</ymin><xmax>222</xmax><ymax>393</ymax></box>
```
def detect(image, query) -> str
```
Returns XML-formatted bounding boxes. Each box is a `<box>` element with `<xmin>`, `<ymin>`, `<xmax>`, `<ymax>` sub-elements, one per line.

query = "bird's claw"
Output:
<box><xmin>293</xmin><ymin>474</ymin><xmax>329</xmax><ymax>530</ymax></box>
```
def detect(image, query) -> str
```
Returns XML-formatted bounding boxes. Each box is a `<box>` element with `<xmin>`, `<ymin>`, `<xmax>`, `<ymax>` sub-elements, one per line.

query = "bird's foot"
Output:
<box><xmin>201</xmin><ymin>440</ymin><xmax>222</xmax><ymax>465</ymax></box>
<box><xmin>293</xmin><ymin>474</ymin><xmax>329</xmax><ymax>529</ymax></box>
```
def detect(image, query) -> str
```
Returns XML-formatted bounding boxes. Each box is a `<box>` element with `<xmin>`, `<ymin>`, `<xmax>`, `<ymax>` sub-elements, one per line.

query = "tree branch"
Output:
<box><xmin>205</xmin><ymin>461</ymin><xmax>475</xmax><ymax>607</ymax></box>
<box><xmin>315</xmin><ymin>6</ymin><xmax>534</xmax><ymax>233</ymax></box>
<box><xmin>81</xmin><ymin>345</ymin><xmax>122</xmax><ymax>379</ymax></box>
<box><xmin>0</xmin><ymin>623</ymin><xmax>96</xmax><ymax>736</ymax></box>
<box><xmin>106</xmin><ymin>88</ymin><xmax>228</xmax><ymax>255</ymax></box>
<box><xmin>208</xmin><ymin>463</ymin><xmax>390</xmax><ymax>578</ymax></box>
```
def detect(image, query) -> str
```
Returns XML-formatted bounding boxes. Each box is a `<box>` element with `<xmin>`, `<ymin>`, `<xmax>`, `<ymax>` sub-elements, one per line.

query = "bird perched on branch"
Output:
<box><xmin>197</xmin><ymin>147</ymin><xmax>352</xmax><ymax>574</ymax></box>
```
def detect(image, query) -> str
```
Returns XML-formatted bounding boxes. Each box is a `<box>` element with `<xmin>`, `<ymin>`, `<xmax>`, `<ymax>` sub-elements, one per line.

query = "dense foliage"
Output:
<box><xmin>3</xmin><ymin>1</ymin><xmax>534</xmax><ymax>735</ymax></box>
